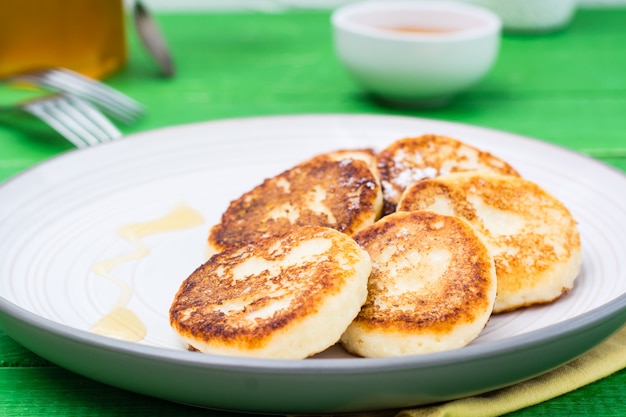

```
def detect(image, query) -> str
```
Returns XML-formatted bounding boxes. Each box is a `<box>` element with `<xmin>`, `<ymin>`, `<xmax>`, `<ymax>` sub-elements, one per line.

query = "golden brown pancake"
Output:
<box><xmin>341</xmin><ymin>210</ymin><xmax>496</xmax><ymax>357</ymax></box>
<box><xmin>376</xmin><ymin>135</ymin><xmax>520</xmax><ymax>215</ymax></box>
<box><xmin>313</xmin><ymin>148</ymin><xmax>381</xmax><ymax>181</ymax></box>
<box><xmin>171</xmin><ymin>226</ymin><xmax>371</xmax><ymax>359</ymax></box>
<box><xmin>397</xmin><ymin>171</ymin><xmax>581</xmax><ymax>313</ymax></box>
<box><xmin>207</xmin><ymin>153</ymin><xmax>383</xmax><ymax>255</ymax></box>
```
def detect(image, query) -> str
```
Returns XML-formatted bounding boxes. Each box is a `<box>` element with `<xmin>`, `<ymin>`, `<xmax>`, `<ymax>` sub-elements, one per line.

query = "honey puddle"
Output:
<box><xmin>90</xmin><ymin>204</ymin><xmax>204</xmax><ymax>342</ymax></box>
<box><xmin>383</xmin><ymin>26</ymin><xmax>456</xmax><ymax>34</ymax></box>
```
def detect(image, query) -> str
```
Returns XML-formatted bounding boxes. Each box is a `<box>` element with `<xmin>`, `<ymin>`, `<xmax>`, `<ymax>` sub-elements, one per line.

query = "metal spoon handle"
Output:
<box><xmin>133</xmin><ymin>0</ymin><xmax>175</xmax><ymax>77</ymax></box>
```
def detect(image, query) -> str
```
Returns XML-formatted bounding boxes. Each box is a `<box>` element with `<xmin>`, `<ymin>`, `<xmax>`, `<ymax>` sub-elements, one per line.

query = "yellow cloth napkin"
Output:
<box><xmin>396</xmin><ymin>325</ymin><xmax>626</xmax><ymax>417</ymax></box>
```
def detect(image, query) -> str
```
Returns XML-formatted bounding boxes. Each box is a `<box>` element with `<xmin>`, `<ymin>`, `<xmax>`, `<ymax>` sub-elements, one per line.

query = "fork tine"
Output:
<box><xmin>46</xmin><ymin>69</ymin><xmax>144</xmax><ymax>118</ymax></box>
<box><xmin>23</xmin><ymin>95</ymin><xmax>122</xmax><ymax>148</ymax></box>
<box><xmin>15</xmin><ymin>68</ymin><xmax>145</xmax><ymax>124</ymax></box>
<box><xmin>23</xmin><ymin>99</ymin><xmax>91</xmax><ymax>148</ymax></box>
<box><xmin>65</xmin><ymin>95</ymin><xmax>123</xmax><ymax>141</ymax></box>
<box><xmin>35</xmin><ymin>97</ymin><xmax>101</xmax><ymax>147</ymax></box>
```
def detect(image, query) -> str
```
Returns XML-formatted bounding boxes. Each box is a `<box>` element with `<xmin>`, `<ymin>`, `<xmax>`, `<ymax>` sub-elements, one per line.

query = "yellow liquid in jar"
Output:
<box><xmin>0</xmin><ymin>0</ymin><xmax>127</xmax><ymax>79</ymax></box>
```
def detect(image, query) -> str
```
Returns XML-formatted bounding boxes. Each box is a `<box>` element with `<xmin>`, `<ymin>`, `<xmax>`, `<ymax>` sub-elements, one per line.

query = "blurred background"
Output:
<box><xmin>141</xmin><ymin>0</ymin><xmax>626</xmax><ymax>10</ymax></box>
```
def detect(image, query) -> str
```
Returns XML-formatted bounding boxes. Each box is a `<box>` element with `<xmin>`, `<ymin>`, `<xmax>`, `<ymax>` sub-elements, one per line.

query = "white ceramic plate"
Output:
<box><xmin>1</xmin><ymin>114</ymin><xmax>625</xmax><ymax>414</ymax></box>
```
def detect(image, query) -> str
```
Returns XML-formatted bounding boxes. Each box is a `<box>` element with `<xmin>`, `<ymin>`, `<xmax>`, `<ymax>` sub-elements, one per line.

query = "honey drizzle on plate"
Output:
<box><xmin>89</xmin><ymin>204</ymin><xmax>204</xmax><ymax>342</ymax></box>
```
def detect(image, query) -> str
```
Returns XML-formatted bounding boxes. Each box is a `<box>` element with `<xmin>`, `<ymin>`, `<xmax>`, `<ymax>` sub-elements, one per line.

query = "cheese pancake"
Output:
<box><xmin>310</xmin><ymin>148</ymin><xmax>379</xmax><ymax>173</ymax></box>
<box><xmin>377</xmin><ymin>135</ymin><xmax>520</xmax><ymax>215</ymax></box>
<box><xmin>397</xmin><ymin>171</ymin><xmax>581</xmax><ymax>313</ymax></box>
<box><xmin>207</xmin><ymin>155</ymin><xmax>382</xmax><ymax>255</ymax></box>
<box><xmin>171</xmin><ymin>226</ymin><xmax>371</xmax><ymax>359</ymax></box>
<box><xmin>341</xmin><ymin>211</ymin><xmax>496</xmax><ymax>357</ymax></box>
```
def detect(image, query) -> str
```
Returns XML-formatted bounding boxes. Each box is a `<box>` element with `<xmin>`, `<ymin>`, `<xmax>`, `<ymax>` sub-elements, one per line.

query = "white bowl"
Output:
<box><xmin>331</xmin><ymin>0</ymin><xmax>502</xmax><ymax>107</ymax></box>
<box><xmin>470</xmin><ymin>0</ymin><xmax>577</xmax><ymax>33</ymax></box>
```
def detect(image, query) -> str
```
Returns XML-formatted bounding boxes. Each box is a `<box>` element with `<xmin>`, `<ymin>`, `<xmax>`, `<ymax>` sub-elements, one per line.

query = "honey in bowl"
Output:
<box><xmin>0</xmin><ymin>0</ymin><xmax>127</xmax><ymax>79</ymax></box>
<box><xmin>384</xmin><ymin>26</ymin><xmax>456</xmax><ymax>34</ymax></box>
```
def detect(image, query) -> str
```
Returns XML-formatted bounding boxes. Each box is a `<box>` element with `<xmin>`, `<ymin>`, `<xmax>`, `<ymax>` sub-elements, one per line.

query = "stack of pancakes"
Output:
<box><xmin>170</xmin><ymin>135</ymin><xmax>581</xmax><ymax>359</ymax></box>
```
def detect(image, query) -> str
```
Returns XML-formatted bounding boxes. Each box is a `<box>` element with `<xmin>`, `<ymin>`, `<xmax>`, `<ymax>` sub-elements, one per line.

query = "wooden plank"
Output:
<box><xmin>0</xmin><ymin>332</ymin><xmax>50</xmax><ymax>368</ymax></box>
<box><xmin>0</xmin><ymin>366</ymin><xmax>625</xmax><ymax>416</ymax></box>
<box><xmin>0</xmin><ymin>367</ymin><xmax>226</xmax><ymax>417</ymax></box>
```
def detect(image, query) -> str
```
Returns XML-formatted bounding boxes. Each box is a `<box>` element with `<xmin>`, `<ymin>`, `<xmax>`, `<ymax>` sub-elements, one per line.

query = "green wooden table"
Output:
<box><xmin>1</xmin><ymin>7</ymin><xmax>626</xmax><ymax>416</ymax></box>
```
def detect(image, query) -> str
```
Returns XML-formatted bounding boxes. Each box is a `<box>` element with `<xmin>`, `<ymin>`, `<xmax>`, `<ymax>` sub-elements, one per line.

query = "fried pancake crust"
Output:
<box><xmin>398</xmin><ymin>171</ymin><xmax>582</xmax><ymax>313</ymax></box>
<box><xmin>377</xmin><ymin>135</ymin><xmax>519</xmax><ymax>215</ymax></box>
<box><xmin>341</xmin><ymin>211</ymin><xmax>496</xmax><ymax>357</ymax></box>
<box><xmin>207</xmin><ymin>154</ymin><xmax>382</xmax><ymax>255</ymax></box>
<box><xmin>171</xmin><ymin>226</ymin><xmax>371</xmax><ymax>359</ymax></box>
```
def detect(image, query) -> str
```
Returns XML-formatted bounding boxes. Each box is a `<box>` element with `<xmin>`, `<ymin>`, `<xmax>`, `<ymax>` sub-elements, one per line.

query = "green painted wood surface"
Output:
<box><xmin>1</xmin><ymin>7</ymin><xmax>626</xmax><ymax>417</ymax></box>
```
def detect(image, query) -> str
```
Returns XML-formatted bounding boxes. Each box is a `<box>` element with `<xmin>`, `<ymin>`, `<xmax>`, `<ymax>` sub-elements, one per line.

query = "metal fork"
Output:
<box><xmin>3</xmin><ymin>68</ymin><xmax>145</xmax><ymax>125</ymax></box>
<box><xmin>2</xmin><ymin>94</ymin><xmax>122</xmax><ymax>148</ymax></box>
